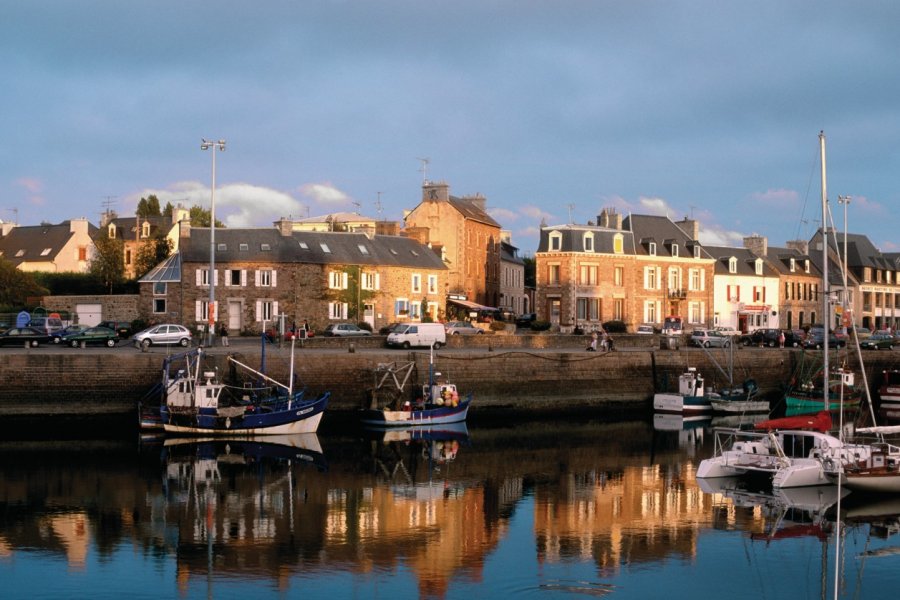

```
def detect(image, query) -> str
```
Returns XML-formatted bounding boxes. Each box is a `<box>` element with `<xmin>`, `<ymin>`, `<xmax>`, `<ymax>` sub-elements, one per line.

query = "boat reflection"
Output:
<box><xmin>362</xmin><ymin>422</ymin><xmax>469</xmax><ymax>490</ymax></box>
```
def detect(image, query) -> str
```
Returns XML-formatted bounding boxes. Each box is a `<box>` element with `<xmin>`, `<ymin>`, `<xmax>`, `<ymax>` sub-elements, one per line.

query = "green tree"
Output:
<box><xmin>136</xmin><ymin>194</ymin><xmax>162</xmax><ymax>218</ymax></box>
<box><xmin>189</xmin><ymin>205</ymin><xmax>225</xmax><ymax>228</ymax></box>
<box><xmin>523</xmin><ymin>255</ymin><xmax>536</xmax><ymax>288</ymax></box>
<box><xmin>134</xmin><ymin>236</ymin><xmax>173</xmax><ymax>279</ymax></box>
<box><xmin>162</xmin><ymin>201</ymin><xmax>174</xmax><ymax>219</ymax></box>
<box><xmin>0</xmin><ymin>258</ymin><xmax>48</xmax><ymax>308</ymax></box>
<box><xmin>90</xmin><ymin>235</ymin><xmax>125</xmax><ymax>293</ymax></box>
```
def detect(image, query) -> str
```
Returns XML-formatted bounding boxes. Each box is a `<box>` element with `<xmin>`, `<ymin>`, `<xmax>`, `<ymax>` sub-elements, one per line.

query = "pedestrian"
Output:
<box><xmin>778</xmin><ymin>330</ymin><xmax>785</xmax><ymax>348</ymax></box>
<box><xmin>219</xmin><ymin>323</ymin><xmax>229</xmax><ymax>347</ymax></box>
<box><xmin>600</xmin><ymin>331</ymin><xmax>609</xmax><ymax>352</ymax></box>
<box><xmin>587</xmin><ymin>331</ymin><xmax>598</xmax><ymax>351</ymax></box>
<box><xmin>301</xmin><ymin>319</ymin><xmax>310</xmax><ymax>339</ymax></box>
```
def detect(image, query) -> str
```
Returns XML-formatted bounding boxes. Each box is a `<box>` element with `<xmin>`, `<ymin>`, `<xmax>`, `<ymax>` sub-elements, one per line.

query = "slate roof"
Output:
<box><xmin>808</xmin><ymin>230</ymin><xmax>882</xmax><ymax>287</ymax></box>
<box><xmin>174</xmin><ymin>228</ymin><xmax>447</xmax><ymax>270</ymax></box>
<box><xmin>536</xmin><ymin>224</ymin><xmax>635</xmax><ymax>254</ymax></box>
<box><xmin>622</xmin><ymin>214</ymin><xmax>711</xmax><ymax>258</ymax></box>
<box><xmin>447</xmin><ymin>196</ymin><xmax>501</xmax><ymax>228</ymax></box>
<box><xmin>102</xmin><ymin>215</ymin><xmax>169</xmax><ymax>240</ymax></box>
<box><xmin>765</xmin><ymin>246</ymin><xmax>822</xmax><ymax>278</ymax></box>
<box><xmin>704</xmin><ymin>245</ymin><xmax>779</xmax><ymax>277</ymax></box>
<box><xmin>500</xmin><ymin>240</ymin><xmax>524</xmax><ymax>264</ymax></box>
<box><xmin>0</xmin><ymin>221</ymin><xmax>98</xmax><ymax>267</ymax></box>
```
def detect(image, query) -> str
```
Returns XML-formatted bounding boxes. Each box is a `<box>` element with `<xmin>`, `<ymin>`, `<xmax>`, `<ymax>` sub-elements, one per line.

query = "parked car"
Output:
<box><xmin>852</xmin><ymin>327</ymin><xmax>872</xmax><ymax>340</ymax></box>
<box><xmin>515</xmin><ymin>313</ymin><xmax>537</xmax><ymax>328</ymax></box>
<box><xmin>132</xmin><ymin>324</ymin><xmax>193</xmax><ymax>348</ymax></box>
<box><xmin>323</xmin><ymin>323</ymin><xmax>371</xmax><ymax>337</ymax></box>
<box><xmin>62</xmin><ymin>326</ymin><xmax>119</xmax><ymax>348</ymax></box>
<box><xmin>52</xmin><ymin>324</ymin><xmax>89</xmax><ymax>344</ymax></box>
<box><xmin>27</xmin><ymin>316</ymin><xmax>64</xmax><ymax>336</ymax></box>
<box><xmin>803</xmin><ymin>332</ymin><xmax>846</xmax><ymax>350</ymax></box>
<box><xmin>386</xmin><ymin>322</ymin><xmax>447</xmax><ymax>348</ymax></box>
<box><xmin>689</xmin><ymin>328</ymin><xmax>731</xmax><ymax>348</ymax></box>
<box><xmin>0</xmin><ymin>326</ymin><xmax>52</xmax><ymax>347</ymax></box>
<box><xmin>444</xmin><ymin>321</ymin><xmax>484</xmax><ymax>335</ymax></box>
<box><xmin>860</xmin><ymin>333</ymin><xmax>895</xmax><ymax>350</ymax></box>
<box><xmin>635</xmin><ymin>324</ymin><xmax>655</xmax><ymax>335</ymax></box>
<box><xmin>379</xmin><ymin>322</ymin><xmax>406</xmax><ymax>335</ymax></box>
<box><xmin>739</xmin><ymin>329</ymin><xmax>781</xmax><ymax>347</ymax></box>
<box><xmin>713</xmin><ymin>326</ymin><xmax>740</xmax><ymax>337</ymax></box>
<box><xmin>99</xmin><ymin>320</ymin><xmax>134</xmax><ymax>338</ymax></box>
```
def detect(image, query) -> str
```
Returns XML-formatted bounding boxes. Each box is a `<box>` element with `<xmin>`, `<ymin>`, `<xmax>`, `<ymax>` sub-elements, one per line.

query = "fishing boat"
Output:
<box><xmin>159</xmin><ymin>344</ymin><xmax>329</xmax><ymax>435</ymax></box>
<box><xmin>652</xmin><ymin>368</ymin><xmax>712</xmax><ymax>414</ymax></box>
<box><xmin>709</xmin><ymin>379</ymin><xmax>769</xmax><ymax>414</ymax></box>
<box><xmin>360</xmin><ymin>349</ymin><xmax>472</xmax><ymax>427</ymax></box>
<box><xmin>828</xmin><ymin>425</ymin><xmax>900</xmax><ymax>493</ymax></box>
<box><xmin>784</xmin><ymin>364</ymin><xmax>861</xmax><ymax>411</ymax></box>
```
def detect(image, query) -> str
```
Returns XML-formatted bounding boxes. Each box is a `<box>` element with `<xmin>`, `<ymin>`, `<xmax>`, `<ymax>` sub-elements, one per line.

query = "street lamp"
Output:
<box><xmin>201</xmin><ymin>138</ymin><xmax>226</xmax><ymax>346</ymax></box>
<box><xmin>838</xmin><ymin>195</ymin><xmax>851</xmax><ymax>326</ymax></box>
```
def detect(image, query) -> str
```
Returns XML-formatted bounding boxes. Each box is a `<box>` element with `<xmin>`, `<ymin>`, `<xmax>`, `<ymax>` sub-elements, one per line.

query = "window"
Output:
<box><xmin>328</xmin><ymin>302</ymin><xmax>348</xmax><ymax>320</ymax></box>
<box><xmin>755</xmin><ymin>259</ymin><xmax>763</xmax><ymax>275</ymax></box>
<box><xmin>613</xmin><ymin>234</ymin><xmax>624</xmax><ymax>254</ymax></box>
<box><xmin>689</xmin><ymin>269</ymin><xmax>701</xmax><ymax>291</ymax></box>
<box><xmin>240</xmin><ymin>243</ymin><xmax>249</xmax><ymax>251</ymax></box>
<box><xmin>728</xmin><ymin>257</ymin><xmax>737</xmax><ymax>273</ymax></box>
<box><xmin>108</xmin><ymin>224</ymin><xmax>116</xmax><ymax>239</ymax></box>
<box><xmin>693</xmin><ymin>245</ymin><xmax>701</xmax><ymax>259</ymax></box>
<box><xmin>394</xmin><ymin>298</ymin><xmax>409</xmax><ymax>316</ymax></box>
<box><xmin>410</xmin><ymin>301</ymin><xmax>422</xmax><ymax>319</ymax></box>
<box><xmin>297</xmin><ymin>241</ymin><xmax>308</xmax><ymax>250</ymax></box>
<box><xmin>198</xmin><ymin>300</ymin><xmax>213</xmax><ymax>322</ymax></box>
<box><xmin>549</xmin><ymin>231</ymin><xmax>562</xmax><ymax>251</ymax></box>
<box><xmin>153</xmin><ymin>282</ymin><xmax>167</xmax><ymax>295</ymax></box>
<box><xmin>361</xmin><ymin>272</ymin><xmax>379</xmax><ymax>291</ymax></box>
<box><xmin>576</xmin><ymin>297</ymin><xmax>600</xmax><ymax>321</ymax></box>
<box><xmin>358</xmin><ymin>244</ymin><xmax>369</xmax><ymax>255</ymax></box>
<box><xmin>548</xmin><ymin>264</ymin><xmax>560</xmax><ymax>285</ymax></box>
<box><xmin>648</xmin><ymin>242</ymin><xmax>657</xmax><ymax>256</ymax></box>
<box><xmin>864</xmin><ymin>267</ymin><xmax>872</xmax><ymax>282</ymax></box>
<box><xmin>689</xmin><ymin>302</ymin><xmax>702</xmax><ymax>324</ymax></box>
<box><xmin>671</xmin><ymin>243</ymin><xmax>679</xmax><ymax>257</ymax></box>
<box><xmin>124</xmin><ymin>249</ymin><xmax>132</xmax><ymax>265</ymax></box>
<box><xmin>329</xmin><ymin>271</ymin><xmax>348</xmax><ymax>289</ymax></box>
<box><xmin>668</xmin><ymin>267</ymin><xmax>680</xmax><ymax>292</ymax></box>
<box><xmin>580</xmin><ymin>264</ymin><xmax>598</xmax><ymax>285</ymax></box>
<box><xmin>727</xmin><ymin>285</ymin><xmax>740</xmax><ymax>302</ymax></box>
<box><xmin>411</xmin><ymin>273</ymin><xmax>422</xmax><ymax>294</ymax></box>
<box><xmin>142</xmin><ymin>222</ymin><xmax>151</xmax><ymax>238</ymax></box>
<box><xmin>614</xmin><ymin>266</ymin><xmax>624</xmax><ymax>287</ymax></box>
<box><xmin>644</xmin><ymin>266</ymin><xmax>659</xmax><ymax>290</ymax></box>
<box><xmin>583</xmin><ymin>233</ymin><xmax>594</xmax><ymax>252</ymax></box>
<box><xmin>78</xmin><ymin>246</ymin><xmax>87</xmax><ymax>261</ymax></box>
<box><xmin>613</xmin><ymin>298</ymin><xmax>624</xmax><ymax>321</ymax></box>
<box><xmin>804</xmin><ymin>260</ymin><xmax>810</xmax><ymax>273</ymax></box>
<box><xmin>40</xmin><ymin>247</ymin><xmax>52</xmax><ymax>256</ymax></box>
<box><xmin>256</xmin><ymin>269</ymin><xmax>276</xmax><ymax>287</ymax></box>
<box><xmin>225</xmin><ymin>269</ymin><xmax>245</xmax><ymax>287</ymax></box>
<box><xmin>260</xmin><ymin>243</ymin><xmax>271</xmax><ymax>251</ymax></box>
<box><xmin>15</xmin><ymin>249</ymin><xmax>24</xmax><ymax>257</ymax></box>
<box><xmin>256</xmin><ymin>300</ymin><xmax>277</xmax><ymax>322</ymax></box>
<box><xmin>217</xmin><ymin>243</ymin><xmax>226</xmax><ymax>252</ymax></box>
<box><xmin>645</xmin><ymin>301</ymin><xmax>657</xmax><ymax>324</ymax></box>
<box><xmin>789</xmin><ymin>258</ymin><xmax>796</xmax><ymax>272</ymax></box>
<box><xmin>153</xmin><ymin>298</ymin><xmax>166</xmax><ymax>314</ymax></box>
<box><xmin>196</xmin><ymin>268</ymin><xmax>218</xmax><ymax>287</ymax></box>
<box><xmin>427</xmin><ymin>274</ymin><xmax>438</xmax><ymax>294</ymax></box>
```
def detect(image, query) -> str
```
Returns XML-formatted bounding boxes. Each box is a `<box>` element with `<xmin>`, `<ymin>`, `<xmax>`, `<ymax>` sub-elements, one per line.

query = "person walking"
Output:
<box><xmin>587</xmin><ymin>331</ymin><xmax>598</xmax><ymax>351</ymax></box>
<box><xmin>219</xmin><ymin>323</ymin><xmax>229</xmax><ymax>347</ymax></box>
<box><xmin>778</xmin><ymin>330</ymin><xmax>785</xmax><ymax>349</ymax></box>
<box><xmin>600</xmin><ymin>331</ymin><xmax>610</xmax><ymax>352</ymax></box>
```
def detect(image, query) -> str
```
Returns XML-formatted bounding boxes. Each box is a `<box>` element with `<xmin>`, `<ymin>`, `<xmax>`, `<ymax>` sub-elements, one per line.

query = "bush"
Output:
<box><xmin>530</xmin><ymin>320</ymin><xmax>551</xmax><ymax>332</ymax></box>
<box><xmin>357</xmin><ymin>321</ymin><xmax>373</xmax><ymax>332</ymax></box>
<box><xmin>489</xmin><ymin>320</ymin><xmax>507</xmax><ymax>332</ymax></box>
<box><xmin>602</xmin><ymin>320</ymin><xmax>627</xmax><ymax>333</ymax></box>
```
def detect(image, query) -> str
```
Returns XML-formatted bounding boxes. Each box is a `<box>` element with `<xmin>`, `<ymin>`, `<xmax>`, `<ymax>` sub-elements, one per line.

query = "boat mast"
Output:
<box><xmin>820</xmin><ymin>131</ymin><xmax>829</xmax><ymax>402</ymax></box>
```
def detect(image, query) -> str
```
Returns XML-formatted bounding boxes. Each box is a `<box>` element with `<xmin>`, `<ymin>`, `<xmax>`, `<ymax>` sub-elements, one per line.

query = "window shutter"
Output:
<box><xmin>273</xmin><ymin>301</ymin><xmax>279</xmax><ymax>317</ymax></box>
<box><xmin>224</xmin><ymin>271</ymin><xmax>230</xmax><ymax>287</ymax></box>
<box><xmin>255</xmin><ymin>301</ymin><xmax>262</xmax><ymax>322</ymax></box>
<box><xmin>700</xmin><ymin>269</ymin><xmax>705</xmax><ymax>291</ymax></box>
<box><xmin>727</xmin><ymin>285</ymin><xmax>731</xmax><ymax>301</ymax></box>
<box><xmin>342</xmin><ymin>272</ymin><xmax>348</xmax><ymax>289</ymax></box>
<box><xmin>656</xmin><ymin>267</ymin><xmax>662</xmax><ymax>290</ymax></box>
<box><xmin>196</xmin><ymin>269</ymin><xmax>202</xmax><ymax>286</ymax></box>
<box><xmin>195</xmin><ymin>301</ymin><xmax>202</xmax><ymax>321</ymax></box>
<box><xmin>254</xmin><ymin>270</ymin><xmax>260</xmax><ymax>286</ymax></box>
<box><xmin>700</xmin><ymin>301</ymin><xmax>706</xmax><ymax>322</ymax></box>
<box><xmin>342</xmin><ymin>303</ymin><xmax>348</xmax><ymax>319</ymax></box>
<box><xmin>241</xmin><ymin>270</ymin><xmax>247</xmax><ymax>287</ymax></box>
<box><xmin>643</xmin><ymin>267</ymin><xmax>649</xmax><ymax>289</ymax></box>
<box><xmin>763</xmin><ymin>287</ymin><xmax>767</xmax><ymax>303</ymax></box>
<box><xmin>271</xmin><ymin>270</ymin><xmax>277</xmax><ymax>287</ymax></box>
<box><xmin>375</xmin><ymin>273</ymin><xmax>380</xmax><ymax>290</ymax></box>
<box><xmin>213</xmin><ymin>270</ymin><xmax>218</xmax><ymax>286</ymax></box>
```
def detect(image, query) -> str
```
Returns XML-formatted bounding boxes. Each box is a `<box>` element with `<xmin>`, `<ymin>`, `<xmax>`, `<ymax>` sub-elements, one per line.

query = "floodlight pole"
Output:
<box><xmin>201</xmin><ymin>139</ymin><xmax>226</xmax><ymax>346</ymax></box>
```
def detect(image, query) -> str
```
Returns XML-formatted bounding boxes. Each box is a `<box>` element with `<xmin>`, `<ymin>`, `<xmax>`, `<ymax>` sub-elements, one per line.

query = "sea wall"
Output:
<box><xmin>0</xmin><ymin>340</ymin><xmax>891</xmax><ymax>418</ymax></box>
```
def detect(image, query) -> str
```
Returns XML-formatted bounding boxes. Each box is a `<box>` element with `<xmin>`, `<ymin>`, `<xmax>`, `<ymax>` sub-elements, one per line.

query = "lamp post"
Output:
<box><xmin>201</xmin><ymin>138</ymin><xmax>226</xmax><ymax>346</ymax></box>
<box><xmin>838</xmin><ymin>195</ymin><xmax>851</xmax><ymax>327</ymax></box>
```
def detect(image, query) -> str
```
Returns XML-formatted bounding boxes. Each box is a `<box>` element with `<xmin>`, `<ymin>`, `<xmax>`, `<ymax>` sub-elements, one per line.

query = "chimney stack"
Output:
<box><xmin>675</xmin><ymin>217</ymin><xmax>699</xmax><ymax>241</ymax></box>
<box><xmin>743</xmin><ymin>235</ymin><xmax>768</xmax><ymax>257</ymax></box>
<box><xmin>786</xmin><ymin>239</ymin><xmax>809</xmax><ymax>255</ymax></box>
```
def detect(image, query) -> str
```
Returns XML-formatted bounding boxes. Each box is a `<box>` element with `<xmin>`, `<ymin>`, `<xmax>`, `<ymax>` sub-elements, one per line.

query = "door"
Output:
<box><xmin>363</xmin><ymin>303</ymin><xmax>375</xmax><ymax>329</ymax></box>
<box><xmin>76</xmin><ymin>303</ymin><xmax>102</xmax><ymax>326</ymax></box>
<box><xmin>228</xmin><ymin>300</ymin><xmax>241</xmax><ymax>331</ymax></box>
<box><xmin>549</xmin><ymin>299</ymin><xmax>560</xmax><ymax>326</ymax></box>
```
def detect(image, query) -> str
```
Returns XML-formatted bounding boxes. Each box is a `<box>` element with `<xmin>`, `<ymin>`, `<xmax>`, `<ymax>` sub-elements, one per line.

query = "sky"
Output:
<box><xmin>3</xmin><ymin>1</ymin><xmax>900</xmax><ymax>255</ymax></box>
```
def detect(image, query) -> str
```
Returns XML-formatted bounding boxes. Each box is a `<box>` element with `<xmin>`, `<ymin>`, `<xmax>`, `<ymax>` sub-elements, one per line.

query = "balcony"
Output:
<box><xmin>667</xmin><ymin>288</ymin><xmax>687</xmax><ymax>299</ymax></box>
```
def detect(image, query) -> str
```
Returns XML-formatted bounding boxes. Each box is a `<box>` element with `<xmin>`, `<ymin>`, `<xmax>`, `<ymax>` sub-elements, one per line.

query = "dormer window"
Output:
<box><xmin>755</xmin><ymin>259</ymin><xmax>763</xmax><ymax>275</ymax></box>
<box><xmin>728</xmin><ymin>257</ymin><xmax>737</xmax><ymax>274</ymax></box>
<box><xmin>613</xmin><ymin>233</ymin><xmax>624</xmax><ymax>254</ymax></box>
<box><xmin>648</xmin><ymin>242</ymin><xmax>657</xmax><ymax>256</ymax></box>
<box><xmin>141</xmin><ymin>222</ymin><xmax>151</xmax><ymax>238</ymax></box>
<box><xmin>217</xmin><ymin>243</ymin><xmax>226</xmax><ymax>252</ymax></box>
<box><xmin>108</xmin><ymin>224</ymin><xmax>116</xmax><ymax>239</ymax></box>
<box><xmin>549</xmin><ymin>231</ymin><xmax>562</xmax><ymax>251</ymax></box>
<box><xmin>671</xmin><ymin>243</ymin><xmax>679</xmax><ymax>257</ymax></box>
<box><xmin>583</xmin><ymin>233</ymin><xmax>594</xmax><ymax>253</ymax></box>
<box><xmin>693</xmin><ymin>245</ymin><xmax>701</xmax><ymax>259</ymax></box>
<box><xmin>261</xmin><ymin>243</ymin><xmax>271</xmax><ymax>251</ymax></box>
<box><xmin>298</xmin><ymin>241</ymin><xmax>308</xmax><ymax>249</ymax></box>
<box><xmin>804</xmin><ymin>260</ymin><xmax>810</xmax><ymax>273</ymax></box>
<box><xmin>790</xmin><ymin>258</ymin><xmax>796</xmax><ymax>272</ymax></box>
<box><xmin>320</xmin><ymin>243</ymin><xmax>331</xmax><ymax>253</ymax></box>
<box><xmin>358</xmin><ymin>244</ymin><xmax>369</xmax><ymax>255</ymax></box>
<box><xmin>240</xmin><ymin>243</ymin><xmax>249</xmax><ymax>251</ymax></box>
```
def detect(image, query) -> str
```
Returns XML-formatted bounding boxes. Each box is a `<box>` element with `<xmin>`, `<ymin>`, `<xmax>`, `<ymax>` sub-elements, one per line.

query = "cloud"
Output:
<box><xmin>488</xmin><ymin>207</ymin><xmax>518</xmax><ymax>222</ymax></box>
<box><xmin>520</xmin><ymin>204</ymin><xmax>554</xmax><ymax>221</ymax></box>
<box><xmin>15</xmin><ymin>177</ymin><xmax>43</xmax><ymax>193</ymax></box>
<box><xmin>130</xmin><ymin>182</ymin><xmax>304</xmax><ymax>227</ymax></box>
<box><xmin>638</xmin><ymin>196</ymin><xmax>673</xmax><ymax>216</ymax></box>
<box><xmin>300</xmin><ymin>182</ymin><xmax>351</xmax><ymax>206</ymax></box>
<box><xmin>749</xmin><ymin>188</ymin><xmax>799</xmax><ymax>205</ymax></box>
<box><xmin>698</xmin><ymin>224</ymin><xmax>746</xmax><ymax>247</ymax></box>
<box><xmin>846</xmin><ymin>194</ymin><xmax>885</xmax><ymax>215</ymax></box>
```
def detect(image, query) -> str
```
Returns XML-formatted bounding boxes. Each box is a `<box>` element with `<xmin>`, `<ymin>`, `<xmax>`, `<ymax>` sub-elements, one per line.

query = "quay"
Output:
<box><xmin>0</xmin><ymin>334</ymin><xmax>892</xmax><ymax>420</ymax></box>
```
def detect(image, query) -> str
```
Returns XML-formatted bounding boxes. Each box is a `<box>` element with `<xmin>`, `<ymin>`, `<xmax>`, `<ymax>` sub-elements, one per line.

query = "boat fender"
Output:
<box><xmin>225</xmin><ymin>417</ymin><xmax>231</xmax><ymax>429</ymax></box>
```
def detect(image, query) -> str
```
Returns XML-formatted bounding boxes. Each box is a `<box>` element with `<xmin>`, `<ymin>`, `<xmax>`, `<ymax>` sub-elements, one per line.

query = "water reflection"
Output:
<box><xmin>1</xmin><ymin>419</ymin><xmax>899</xmax><ymax>599</ymax></box>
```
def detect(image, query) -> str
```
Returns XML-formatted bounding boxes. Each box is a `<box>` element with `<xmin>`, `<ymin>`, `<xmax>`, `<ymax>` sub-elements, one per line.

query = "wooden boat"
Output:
<box><xmin>709</xmin><ymin>379</ymin><xmax>769</xmax><ymax>414</ymax></box>
<box><xmin>834</xmin><ymin>425</ymin><xmax>900</xmax><ymax>493</ymax></box>
<box><xmin>159</xmin><ymin>345</ymin><xmax>329</xmax><ymax>435</ymax></box>
<box><xmin>360</xmin><ymin>350</ymin><xmax>472</xmax><ymax>427</ymax></box>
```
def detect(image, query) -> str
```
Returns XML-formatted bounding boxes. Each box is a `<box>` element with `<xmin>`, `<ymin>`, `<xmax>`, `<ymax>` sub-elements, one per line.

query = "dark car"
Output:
<box><xmin>62</xmin><ymin>326</ymin><xmax>119</xmax><ymax>348</ymax></box>
<box><xmin>515</xmin><ymin>313</ymin><xmax>537</xmax><ymax>328</ymax></box>
<box><xmin>99</xmin><ymin>320</ymin><xmax>133</xmax><ymax>339</ymax></box>
<box><xmin>739</xmin><ymin>329</ymin><xmax>781</xmax><ymax>347</ymax></box>
<box><xmin>52</xmin><ymin>324</ymin><xmax>89</xmax><ymax>344</ymax></box>
<box><xmin>860</xmin><ymin>333</ymin><xmax>895</xmax><ymax>350</ymax></box>
<box><xmin>803</xmin><ymin>332</ymin><xmax>847</xmax><ymax>350</ymax></box>
<box><xmin>323</xmin><ymin>323</ymin><xmax>372</xmax><ymax>337</ymax></box>
<box><xmin>0</xmin><ymin>326</ymin><xmax>52</xmax><ymax>347</ymax></box>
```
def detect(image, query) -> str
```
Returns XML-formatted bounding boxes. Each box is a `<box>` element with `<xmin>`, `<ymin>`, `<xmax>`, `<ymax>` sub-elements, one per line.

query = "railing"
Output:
<box><xmin>667</xmin><ymin>288</ymin><xmax>687</xmax><ymax>299</ymax></box>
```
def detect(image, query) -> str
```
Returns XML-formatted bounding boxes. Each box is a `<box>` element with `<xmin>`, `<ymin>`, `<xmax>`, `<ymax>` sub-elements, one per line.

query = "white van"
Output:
<box><xmin>386</xmin><ymin>322</ymin><xmax>446</xmax><ymax>349</ymax></box>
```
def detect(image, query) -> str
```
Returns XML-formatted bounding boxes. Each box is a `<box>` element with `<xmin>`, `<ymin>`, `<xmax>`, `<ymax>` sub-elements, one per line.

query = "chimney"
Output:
<box><xmin>598</xmin><ymin>207</ymin><xmax>622</xmax><ymax>230</ymax></box>
<box><xmin>786</xmin><ymin>239</ymin><xmax>809</xmax><ymax>255</ymax></box>
<box><xmin>275</xmin><ymin>217</ymin><xmax>294</xmax><ymax>237</ymax></box>
<box><xmin>69</xmin><ymin>218</ymin><xmax>89</xmax><ymax>235</ymax></box>
<box><xmin>422</xmin><ymin>181</ymin><xmax>450</xmax><ymax>202</ymax></box>
<box><xmin>179</xmin><ymin>217</ymin><xmax>192</xmax><ymax>238</ymax></box>
<box><xmin>376</xmin><ymin>221</ymin><xmax>400</xmax><ymax>236</ymax></box>
<box><xmin>404</xmin><ymin>226</ymin><xmax>430</xmax><ymax>245</ymax></box>
<box><xmin>743</xmin><ymin>235</ymin><xmax>768</xmax><ymax>257</ymax></box>
<box><xmin>500</xmin><ymin>229</ymin><xmax>512</xmax><ymax>244</ymax></box>
<box><xmin>464</xmin><ymin>193</ymin><xmax>487</xmax><ymax>213</ymax></box>
<box><xmin>173</xmin><ymin>206</ymin><xmax>190</xmax><ymax>225</ymax></box>
<box><xmin>675</xmin><ymin>217</ymin><xmax>699</xmax><ymax>241</ymax></box>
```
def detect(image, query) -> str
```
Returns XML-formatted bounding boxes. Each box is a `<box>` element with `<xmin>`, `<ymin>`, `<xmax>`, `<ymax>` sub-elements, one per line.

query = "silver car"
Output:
<box><xmin>133</xmin><ymin>324</ymin><xmax>193</xmax><ymax>348</ymax></box>
<box><xmin>444</xmin><ymin>321</ymin><xmax>483</xmax><ymax>335</ymax></box>
<box><xmin>690</xmin><ymin>328</ymin><xmax>732</xmax><ymax>348</ymax></box>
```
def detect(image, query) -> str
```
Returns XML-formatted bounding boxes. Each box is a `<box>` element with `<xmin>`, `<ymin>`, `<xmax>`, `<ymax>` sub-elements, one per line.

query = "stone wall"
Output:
<box><xmin>44</xmin><ymin>294</ymin><xmax>141</xmax><ymax>323</ymax></box>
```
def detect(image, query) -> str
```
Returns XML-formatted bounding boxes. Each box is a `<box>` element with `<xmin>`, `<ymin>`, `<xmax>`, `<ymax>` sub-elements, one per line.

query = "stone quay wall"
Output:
<box><xmin>0</xmin><ymin>334</ymin><xmax>891</xmax><ymax>419</ymax></box>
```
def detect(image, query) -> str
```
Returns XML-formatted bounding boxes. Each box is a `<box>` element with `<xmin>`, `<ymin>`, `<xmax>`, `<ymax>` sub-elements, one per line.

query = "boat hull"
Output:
<box><xmin>161</xmin><ymin>394</ymin><xmax>329</xmax><ymax>436</ymax></box>
<box><xmin>360</xmin><ymin>395</ymin><xmax>471</xmax><ymax>426</ymax></box>
<box><xmin>709</xmin><ymin>399</ymin><xmax>769</xmax><ymax>414</ymax></box>
<box><xmin>841</xmin><ymin>472</ymin><xmax>900</xmax><ymax>494</ymax></box>
<box><xmin>653</xmin><ymin>392</ymin><xmax>711</xmax><ymax>414</ymax></box>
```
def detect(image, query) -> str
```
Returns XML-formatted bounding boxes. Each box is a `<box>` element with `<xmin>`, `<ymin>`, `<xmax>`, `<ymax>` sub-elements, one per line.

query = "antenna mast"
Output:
<box><xmin>374</xmin><ymin>192</ymin><xmax>383</xmax><ymax>220</ymax></box>
<box><xmin>416</xmin><ymin>157</ymin><xmax>430</xmax><ymax>185</ymax></box>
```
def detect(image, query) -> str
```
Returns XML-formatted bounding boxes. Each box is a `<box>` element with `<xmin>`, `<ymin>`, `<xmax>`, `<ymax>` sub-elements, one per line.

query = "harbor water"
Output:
<box><xmin>2</xmin><ymin>414</ymin><xmax>900</xmax><ymax>599</ymax></box>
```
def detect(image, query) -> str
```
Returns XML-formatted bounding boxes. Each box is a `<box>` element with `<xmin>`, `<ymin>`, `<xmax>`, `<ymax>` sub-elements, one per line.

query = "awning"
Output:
<box><xmin>447</xmin><ymin>298</ymin><xmax>497</xmax><ymax>311</ymax></box>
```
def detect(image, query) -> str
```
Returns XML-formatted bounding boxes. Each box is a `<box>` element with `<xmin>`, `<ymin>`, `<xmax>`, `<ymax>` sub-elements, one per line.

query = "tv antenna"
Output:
<box><xmin>416</xmin><ymin>157</ymin><xmax>430</xmax><ymax>185</ymax></box>
<box><xmin>567</xmin><ymin>203</ymin><xmax>575</xmax><ymax>224</ymax></box>
<box><xmin>374</xmin><ymin>191</ymin><xmax>384</xmax><ymax>220</ymax></box>
<box><xmin>351</xmin><ymin>200</ymin><xmax>361</xmax><ymax>214</ymax></box>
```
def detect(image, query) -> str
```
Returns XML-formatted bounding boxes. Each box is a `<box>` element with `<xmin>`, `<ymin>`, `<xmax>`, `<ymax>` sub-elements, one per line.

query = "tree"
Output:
<box><xmin>90</xmin><ymin>235</ymin><xmax>125</xmax><ymax>293</ymax></box>
<box><xmin>0</xmin><ymin>258</ymin><xmax>48</xmax><ymax>308</ymax></box>
<box><xmin>162</xmin><ymin>201</ymin><xmax>174</xmax><ymax>219</ymax></box>
<box><xmin>189</xmin><ymin>205</ymin><xmax>225</xmax><ymax>228</ymax></box>
<box><xmin>134</xmin><ymin>236</ymin><xmax>173</xmax><ymax>280</ymax></box>
<box><xmin>136</xmin><ymin>194</ymin><xmax>162</xmax><ymax>218</ymax></box>
<box><xmin>523</xmin><ymin>255</ymin><xmax>536</xmax><ymax>288</ymax></box>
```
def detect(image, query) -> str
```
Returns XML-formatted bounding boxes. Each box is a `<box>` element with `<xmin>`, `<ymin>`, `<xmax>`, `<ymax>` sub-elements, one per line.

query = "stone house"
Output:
<box><xmin>0</xmin><ymin>218</ymin><xmax>96</xmax><ymax>273</ymax></box>
<box><xmin>101</xmin><ymin>208</ymin><xmax>186</xmax><ymax>279</ymax></box>
<box><xmin>403</xmin><ymin>181</ymin><xmax>502</xmax><ymax>308</ymax></box>
<box><xmin>138</xmin><ymin>219</ymin><xmax>447</xmax><ymax>334</ymax></box>
<box><xmin>499</xmin><ymin>231</ymin><xmax>526</xmax><ymax>316</ymax></box>
<box><xmin>745</xmin><ymin>236</ymin><xmax>822</xmax><ymax>331</ymax></box>
<box><xmin>704</xmin><ymin>243</ymin><xmax>781</xmax><ymax>333</ymax></box>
